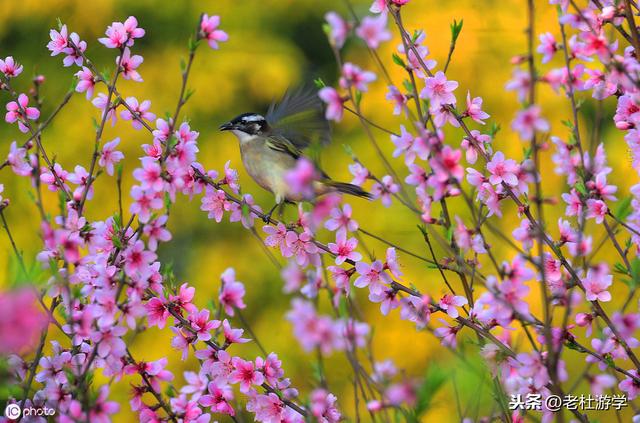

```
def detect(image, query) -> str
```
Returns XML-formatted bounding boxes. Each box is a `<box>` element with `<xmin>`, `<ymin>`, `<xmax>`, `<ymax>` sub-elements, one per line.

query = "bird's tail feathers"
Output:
<box><xmin>324</xmin><ymin>181</ymin><xmax>373</xmax><ymax>200</ymax></box>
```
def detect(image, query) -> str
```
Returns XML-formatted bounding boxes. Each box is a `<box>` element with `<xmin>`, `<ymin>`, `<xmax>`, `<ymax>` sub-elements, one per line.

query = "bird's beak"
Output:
<box><xmin>219</xmin><ymin>121</ymin><xmax>234</xmax><ymax>131</ymax></box>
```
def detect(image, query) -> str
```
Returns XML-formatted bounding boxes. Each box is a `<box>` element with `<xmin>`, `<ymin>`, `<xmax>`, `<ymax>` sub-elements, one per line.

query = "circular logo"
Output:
<box><xmin>4</xmin><ymin>404</ymin><xmax>21</xmax><ymax>419</ymax></box>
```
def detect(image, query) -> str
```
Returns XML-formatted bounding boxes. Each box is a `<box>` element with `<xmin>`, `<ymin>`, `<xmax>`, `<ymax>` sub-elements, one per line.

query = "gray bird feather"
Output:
<box><xmin>265</xmin><ymin>86</ymin><xmax>331</xmax><ymax>149</ymax></box>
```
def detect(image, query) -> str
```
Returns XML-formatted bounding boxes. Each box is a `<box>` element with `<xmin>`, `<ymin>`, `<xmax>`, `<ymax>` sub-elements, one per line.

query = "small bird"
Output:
<box><xmin>220</xmin><ymin>86</ymin><xmax>371</xmax><ymax>221</ymax></box>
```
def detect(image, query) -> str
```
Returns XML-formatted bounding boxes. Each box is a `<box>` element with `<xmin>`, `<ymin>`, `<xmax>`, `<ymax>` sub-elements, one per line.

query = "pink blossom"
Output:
<box><xmin>230</xmin><ymin>358</ymin><xmax>264</xmax><ymax>393</ymax></box>
<box><xmin>586</xmin><ymin>199</ymin><xmax>607</xmax><ymax>224</ymax></box>
<box><xmin>349</xmin><ymin>162</ymin><xmax>370</xmax><ymax>185</ymax></box>
<box><xmin>120</xmin><ymin>97</ymin><xmax>155</xmax><ymax>129</ymax></box>
<box><xmin>0</xmin><ymin>56</ymin><xmax>23</xmax><ymax>78</ymax></box>
<box><xmin>100</xmin><ymin>17</ymin><xmax>144</xmax><ymax>48</ymax></box>
<box><xmin>200</xmin><ymin>14</ymin><xmax>229</xmax><ymax>49</ymax></box>
<box><xmin>47</xmin><ymin>25</ymin><xmax>69</xmax><ymax>55</ymax></box>
<box><xmin>354</xmin><ymin>260</ymin><xmax>391</xmax><ymax>296</ymax></box>
<box><xmin>99</xmin><ymin>137</ymin><xmax>124</xmax><ymax>176</ymax></box>
<box><xmin>318</xmin><ymin>87</ymin><xmax>344</xmax><ymax>122</ymax></box>
<box><xmin>340</xmin><ymin>62</ymin><xmax>377</xmax><ymax>92</ymax></box>
<box><xmin>325</xmin><ymin>12</ymin><xmax>349</xmax><ymax>49</ymax></box>
<box><xmin>355</xmin><ymin>13</ymin><xmax>392</xmax><ymax>49</ymax></box>
<box><xmin>219</xmin><ymin>268</ymin><xmax>246</xmax><ymax>316</ymax></box>
<box><xmin>92</xmin><ymin>93</ymin><xmax>117</xmax><ymax>126</ymax></box>
<box><xmin>74</xmin><ymin>66</ymin><xmax>96</xmax><ymax>99</ymax></box>
<box><xmin>465</xmin><ymin>91</ymin><xmax>490</xmax><ymax>124</ymax></box>
<box><xmin>89</xmin><ymin>387</ymin><xmax>120</xmax><ymax>422</ymax></box>
<box><xmin>537</xmin><ymin>32</ymin><xmax>558</xmax><ymax>63</ymax></box>
<box><xmin>583</xmin><ymin>266</ymin><xmax>612</xmax><ymax>302</ymax></box>
<box><xmin>487</xmin><ymin>151</ymin><xmax>519</xmax><ymax>186</ymax></box>
<box><xmin>117</xmin><ymin>48</ymin><xmax>144</xmax><ymax>81</ymax></box>
<box><xmin>133</xmin><ymin>157</ymin><xmax>164</xmax><ymax>192</ymax></box>
<box><xmin>434</xmin><ymin>319</ymin><xmax>460</xmax><ymax>348</ymax></box>
<box><xmin>511</xmin><ymin>105</ymin><xmax>549</xmax><ymax>140</ymax></box>
<box><xmin>63</xmin><ymin>32</ymin><xmax>86</xmax><ymax>67</ymax></box>
<box><xmin>505</xmin><ymin>68</ymin><xmax>532</xmax><ymax>102</ymax></box>
<box><xmin>199</xmin><ymin>381</ymin><xmax>235</xmax><ymax>416</ymax></box>
<box><xmin>222</xmin><ymin>319</ymin><xmax>250</xmax><ymax>344</ymax></box>
<box><xmin>421</xmin><ymin>71</ymin><xmax>458</xmax><ymax>108</ymax></box>
<box><xmin>438</xmin><ymin>295</ymin><xmax>468</xmax><ymax>318</ymax></box>
<box><xmin>371</xmin><ymin>175</ymin><xmax>399</xmax><ymax>207</ymax></box>
<box><xmin>123</xmin><ymin>240</ymin><xmax>156</xmax><ymax>277</ymax></box>
<box><xmin>284</xmin><ymin>230</ymin><xmax>319</xmax><ymax>266</ymax></box>
<box><xmin>369</xmin><ymin>0</ymin><xmax>387</xmax><ymax>13</ymax></box>
<box><xmin>619</xmin><ymin>370</ymin><xmax>640</xmax><ymax>400</ymax></box>
<box><xmin>431</xmin><ymin>146</ymin><xmax>464</xmax><ymax>182</ymax></box>
<box><xmin>328</xmin><ymin>231</ymin><xmax>362</xmax><ymax>264</ymax></box>
<box><xmin>143</xmin><ymin>215</ymin><xmax>172</xmax><ymax>251</ymax></box>
<box><xmin>170</xmin><ymin>283</ymin><xmax>197</xmax><ymax>314</ymax></box>
<box><xmin>67</xmin><ymin>165</ymin><xmax>93</xmax><ymax>201</ymax></box>
<box><xmin>324</xmin><ymin>204</ymin><xmax>358</xmax><ymax>235</ymax></box>
<box><xmin>310</xmin><ymin>389</ymin><xmax>341</xmax><ymax>423</ymax></box>
<box><xmin>130</xmin><ymin>186</ymin><xmax>163</xmax><ymax>223</ymax></box>
<box><xmin>386</xmin><ymin>85</ymin><xmax>407</xmax><ymax>115</ymax></box>
<box><xmin>188</xmin><ymin>309</ymin><xmax>221</xmax><ymax>342</ymax></box>
<box><xmin>7</xmin><ymin>141</ymin><xmax>32</xmax><ymax>176</ymax></box>
<box><xmin>5</xmin><ymin>94</ymin><xmax>40</xmax><ymax>133</ymax></box>
<box><xmin>201</xmin><ymin>186</ymin><xmax>230</xmax><ymax>222</ymax></box>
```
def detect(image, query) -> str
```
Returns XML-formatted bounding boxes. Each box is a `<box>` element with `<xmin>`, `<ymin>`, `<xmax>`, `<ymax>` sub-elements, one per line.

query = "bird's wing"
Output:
<box><xmin>265</xmin><ymin>134</ymin><xmax>331</xmax><ymax>180</ymax></box>
<box><xmin>265</xmin><ymin>86</ymin><xmax>331</xmax><ymax>150</ymax></box>
<box><xmin>265</xmin><ymin>134</ymin><xmax>303</xmax><ymax>160</ymax></box>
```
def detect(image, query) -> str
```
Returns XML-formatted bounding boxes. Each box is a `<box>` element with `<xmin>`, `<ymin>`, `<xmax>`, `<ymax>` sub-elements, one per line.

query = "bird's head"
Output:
<box><xmin>219</xmin><ymin>113</ymin><xmax>269</xmax><ymax>141</ymax></box>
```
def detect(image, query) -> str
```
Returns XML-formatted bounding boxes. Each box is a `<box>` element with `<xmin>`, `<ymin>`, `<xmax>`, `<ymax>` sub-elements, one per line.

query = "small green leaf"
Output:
<box><xmin>574</xmin><ymin>181</ymin><xmax>588</xmax><ymax>196</ymax></box>
<box><xmin>450</xmin><ymin>19</ymin><xmax>464</xmax><ymax>44</ymax></box>
<box><xmin>392</xmin><ymin>53</ymin><xmax>406</xmax><ymax>68</ymax></box>
<box><xmin>314</xmin><ymin>78</ymin><xmax>326</xmax><ymax>88</ymax></box>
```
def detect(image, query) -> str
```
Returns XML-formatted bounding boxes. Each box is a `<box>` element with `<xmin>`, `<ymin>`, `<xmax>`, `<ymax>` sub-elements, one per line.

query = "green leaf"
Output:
<box><xmin>392</xmin><ymin>53</ymin><xmax>406</xmax><ymax>68</ymax></box>
<box><xmin>450</xmin><ymin>19</ymin><xmax>464</xmax><ymax>44</ymax></box>
<box><xmin>314</xmin><ymin>78</ymin><xmax>326</xmax><ymax>89</ymax></box>
<box><xmin>488</xmin><ymin>122</ymin><xmax>501</xmax><ymax>138</ymax></box>
<box><xmin>354</xmin><ymin>90</ymin><xmax>362</xmax><ymax>107</ymax></box>
<box><xmin>615</xmin><ymin>196</ymin><xmax>633</xmax><ymax>221</ymax></box>
<box><xmin>574</xmin><ymin>181</ymin><xmax>588</xmax><ymax>196</ymax></box>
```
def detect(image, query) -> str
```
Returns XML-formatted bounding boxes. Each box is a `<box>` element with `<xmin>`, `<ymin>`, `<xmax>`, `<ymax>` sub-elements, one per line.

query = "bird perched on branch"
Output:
<box><xmin>220</xmin><ymin>86</ymin><xmax>371</xmax><ymax>221</ymax></box>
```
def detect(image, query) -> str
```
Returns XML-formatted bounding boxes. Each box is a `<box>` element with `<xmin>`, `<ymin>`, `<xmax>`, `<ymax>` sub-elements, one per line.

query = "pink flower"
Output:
<box><xmin>143</xmin><ymin>215</ymin><xmax>172</xmax><ymax>251</ymax></box>
<box><xmin>117</xmin><ymin>48</ymin><xmax>144</xmax><ymax>82</ymax></box>
<box><xmin>120</xmin><ymin>97</ymin><xmax>155</xmax><ymax>129</ymax></box>
<box><xmin>89</xmin><ymin>387</ymin><xmax>120</xmax><ymax>422</ymax></box>
<box><xmin>284</xmin><ymin>230</ymin><xmax>319</xmax><ymax>266</ymax></box>
<box><xmin>340</xmin><ymin>62</ymin><xmax>377</xmax><ymax>92</ymax></box>
<box><xmin>99</xmin><ymin>137</ymin><xmax>124</xmax><ymax>176</ymax></box>
<box><xmin>465</xmin><ymin>91</ymin><xmax>490</xmax><ymax>124</ymax></box>
<box><xmin>222</xmin><ymin>319</ymin><xmax>250</xmax><ymax>344</ymax></box>
<box><xmin>0</xmin><ymin>289</ymin><xmax>48</xmax><ymax>354</ymax></box>
<box><xmin>145</xmin><ymin>297</ymin><xmax>169</xmax><ymax>328</ymax></box>
<box><xmin>201</xmin><ymin>186</ymin><xmax>230</xmax><ymax>222</ymax></box>
<box><xmin>386</xmin><ymin>85</ymin><xmax>407</xmax><ymax>115</ymax></box>
<box><xmin>47</xmin><ymin>25</ymin><xmax>69</xmax><ymax>55</ymax></box>
<box><xmin>199</xmin><ymin>381</ymin><xmax>235</xmax><ymax>416</ymax></box>
<box><xmin>318</xmin><ymin>87</ymin><xmax>344</xmax><ymax>122</ymax></box>
<box><xmin>74</xmin><ymin>66</ymin><xmax>96</xmax><ymax>99</ymax></box>
<box><xmin>431</xmin><ymin>146</ymin><xmax>464</xmax><ymax>182</ymax></box>
<box><xmin>537</xmin><ymin>32</ymin><xmax>558</xmax><ymax>63</ymax></box>
<box><xmin>586</xmin><ymin>198</ymin><xmax>607</xmax><ymax>224</ymax></box>
<box><xmin>63</xmin><ymin>32</ymin><xmax>86</xmax><ymax>67</ymax></box>
<box><xmin>511</xmin><ymin>106</ymin><xmax>549</xmax><ymax>140</ymax></box>
<box><xmin>356</xmin><ymin>13</ymin><xmax>392</xmax><ymax>49</ymax></box>
<box><xmin>6</xmin><ymin>94</ymin><xmax>40</xmax><ymax>133</ymax></box>
<box><xmin>100</xmin><ymin>17</ymin><xmax>144</xmax><ymax>48</ymax></box>
<box><xmin>0</xmin><ymin>56</ymin><xmax>23</xmax><ymax>78</ymax></box>
<box><xmin>354</xmin><ymin>260</ymin><xmax>391</xmax><ymax>295</ymax></box>
<box><xmin>310</xmin><ymin>389</ymin><xmax>341</xmax><ymax>423</ymax></box>
<box><xmin>325</xmin><ymin>204</ymin><xmax>358</xmax><ymax>235</ymax></box>
<box><xmin>230</xmin><ymin>358</ymin><xmax>264</xmax><ymax>393</ymax></box>
<box><xmin>369</xmin><ymin>0</ymin><xmax>387</xmax><ymax>13</ymax></box>
<box><xmin>219</xmin><ymin>268</ymin><xmax>246</xmax><ymax>316</ymax></box>
<box><xmin>434</xmin><ymin>319</ymin><xmax>460</xmax><ymax>348</ymax></box>
<box><xmin>7</xmin><ymin>141</ymin><xmax>32</xmax><ymax>176</ymax></box>
<box><xmin>170</xmin><ymin>283</ymin><xmax>197</xmax><ymax>314</ymax></box>
<box><xmin>487</xmin><ymin>151</ymin><xmax>519</xmax><ymax>186</ymax></box>
<box><xmin>325</xmin><ymin>12</ymin><xmax>349</xmax><ymax>49</ymax></box>
<box><xmin>438</xmin><ymin>295</ymin><xmax>468</xmax><ymax>318</ymax></box>
<box><xmin>188</xmin><ymin>309</ymin><xmax>221</xmax><ymax>342</ymax></box>
<box><xmin>200</xmin><ymin>15</ymin><xmax>229</xmax><ymax>50</ymax></box>
<box><xmin>349</xmin><ymin>163</ymin><xmax>370</xmax><ymax>186</ymax></box>
<box><xmin>505</xmin><ymin>69</ymin><xmax>532</xmax><ymax>102</ymax></box>
<box><xmin>619</xmin><ymin>370</ymin><xmax>640</xmax><ymax>400</ymax></box>
<box><xmin>421</xmin><ymin>71</ymin><xmax>458</xmax><ymax>108</ymax></box>
<box><xmin>371</xmin><ymin>175</ymin><xmax>399</xmax><ymax>207</ymax></box>
<box><xmin>583</xmin><ymin>266</ymin><xmax>612</xmax><ymax>302</ymax></box>
<box><xmin>123</xmin><ymin>240</ymin><xmax>156</xmax><ymax>277</ymax></box>
<box><xmin>92</xmin><ymin>93</ymin><xmax>117</xmax><ymax>126</ymax></box>
<box><xmin>284</xmin><ymin>158</ymin><xmax>320</xmax><ymax>200</ymax></box>
<box><xmin>133</xmin><ymin>157</ymin><xmax>164</xmax><ymax>192</ymax></box>
<box><xmin>130</xmin><ymin>186</ymin><xmax>163</xmax><ymax>223</ymax></box>
<box><xmin>328</xmin><ymin>231</ymin><xmax>362</xmax><ymax>264</ymax></box>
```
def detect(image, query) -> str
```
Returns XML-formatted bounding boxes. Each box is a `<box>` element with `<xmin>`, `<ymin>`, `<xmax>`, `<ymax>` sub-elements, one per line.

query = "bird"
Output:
<box><xmin>219</xmin><ymin>86</ymin><xmax>372</xmax><ymax>221</ymax></box>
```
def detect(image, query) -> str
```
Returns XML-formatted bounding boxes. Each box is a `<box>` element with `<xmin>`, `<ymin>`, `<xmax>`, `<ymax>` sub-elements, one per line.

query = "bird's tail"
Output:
<box><xmin>324</xmin><ymin>181</ymin><xmax>373</xmax><ymax>200</ymax></box>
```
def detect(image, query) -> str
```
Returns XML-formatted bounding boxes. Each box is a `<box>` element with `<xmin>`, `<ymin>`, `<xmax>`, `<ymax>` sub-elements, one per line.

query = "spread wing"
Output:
<box><xmin>266</xmin><ymin>86</ymin><xmax>331</xmax><ymax>149</ymax></box>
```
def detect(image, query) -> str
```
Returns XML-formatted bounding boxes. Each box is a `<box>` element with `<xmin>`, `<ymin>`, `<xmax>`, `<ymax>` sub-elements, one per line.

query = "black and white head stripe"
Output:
<box><xmin>227</xmin><ymin>112</ymin><xmax>269</xmax><ymax>135</ymax></box>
